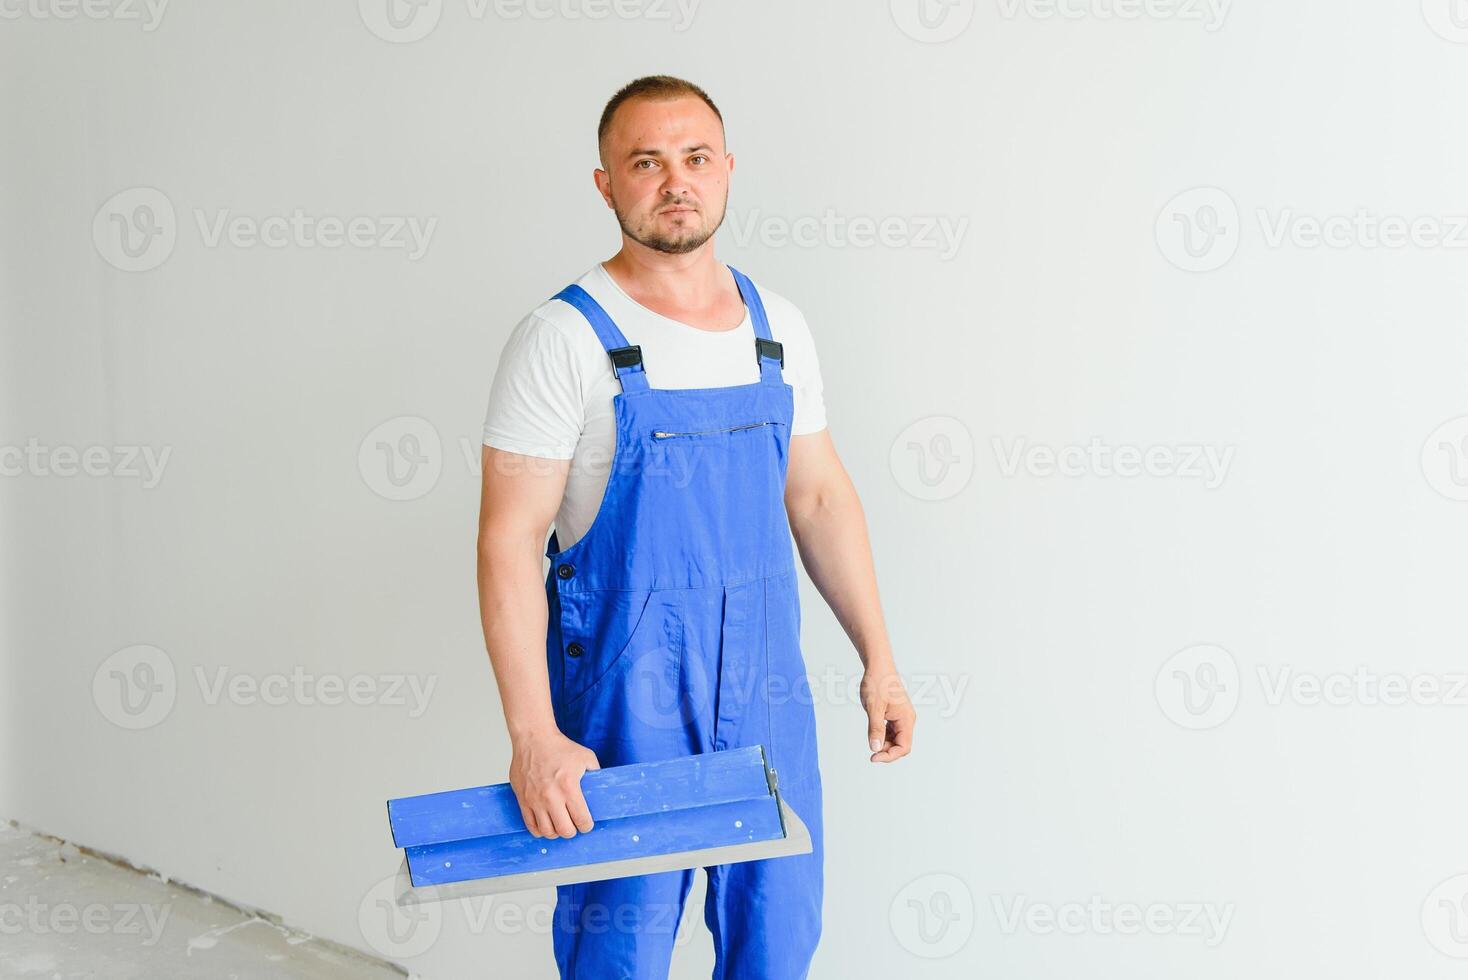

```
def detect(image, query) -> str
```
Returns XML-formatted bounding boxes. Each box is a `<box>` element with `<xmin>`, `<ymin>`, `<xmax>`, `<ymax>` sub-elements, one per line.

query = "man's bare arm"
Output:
<box><xmin>477</xmin><ymin>445</ymin><xmax>599</xmax><ymax>837</ymax></box>
<box><xmin>784</xmin><ymin>429</ymin><xmax>915</xmax><ymax>763</ymax></box>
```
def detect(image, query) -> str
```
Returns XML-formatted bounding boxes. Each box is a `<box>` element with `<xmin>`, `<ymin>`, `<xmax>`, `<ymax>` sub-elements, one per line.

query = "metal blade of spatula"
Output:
<box><xmin>391</xmin><ymin>794</ymin><xmax>811</xmax><ymax>906</ymax></box>
<box><xmin>385</xmin><ymin>745</ymin><xmax>812</xmax><ymax>905</ymax></box>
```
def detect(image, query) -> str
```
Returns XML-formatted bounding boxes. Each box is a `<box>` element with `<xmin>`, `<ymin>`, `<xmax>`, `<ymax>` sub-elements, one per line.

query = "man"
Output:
<box><xmin>477</xmin><ymin>75</ymin><xmax>914</xmax><ymax>980</ymax></box>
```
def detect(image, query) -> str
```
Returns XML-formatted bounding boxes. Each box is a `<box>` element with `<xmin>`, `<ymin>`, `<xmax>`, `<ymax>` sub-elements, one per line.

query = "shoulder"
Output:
<box><xmin>520</xmin><ymin>293</ymin><xmax>596</xmax><ymax>350</ymax></box>
<box><xmin>503</xmin><ymin>271</ymin><xmax>609</xmax><ymax>365</ymax></box>
<box><xmin>740</xmin><ymin>271</ymin><xmax>815</xmax><ymax>346</ymax></box>
<box><xmin>738</xmin><ymin>268</ymin><xmax>828</xmax><ymax>433</ymax></box>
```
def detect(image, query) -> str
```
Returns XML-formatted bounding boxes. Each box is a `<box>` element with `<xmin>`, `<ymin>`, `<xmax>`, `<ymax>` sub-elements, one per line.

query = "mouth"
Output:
<box><xmin>661</xmin><ymin>207</ymin><xmax>695</xmax><ymax>215</ymax></box>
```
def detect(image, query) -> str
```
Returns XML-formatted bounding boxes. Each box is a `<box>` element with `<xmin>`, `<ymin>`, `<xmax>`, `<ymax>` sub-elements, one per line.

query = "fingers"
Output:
<box><xmin>547</xmin><ymin>804</ymin><xmax>580</xmax><ymax>839</ymax></box>
<box><xmin>867</xmin><ymin>704</ymin><xmax>888</xmax><ymax>755</ymax></box>
<box><xmin>511</xmin><ymin>735</ymin><xmax>601</xmax><ymax>839</ymax></box>
<box><xmin>871</xmin><ymin>705</ymin><xmax>917</xmax><ymax>763</ymax></box>
<box><xmin>525</xmin><ymin>802</ymin><xmax>581</xmax><ymax>839</ymax></box>
<box><xmin>523</xmin><ymin>769</ymin><xmax>597</xmax><ymax>839</ymax></box>
<box><xmin>566</xmin><ymin>790</ymin><xmax>596</xmax><ymax>834</ymax></box>
<box><xmin>874</xmin><ymin>716</ymin><xmax>914</xmax><ymax>762</ymax></box>
<box><xmin>563</xmin><ymin>750</ymin><xmax>597</xmax><ymax>832</ymax></box>
<box><xmin>893</xmin><ymin>712</ymin><xmax>914</xmax><ymax>753</ymax></box>
<box><xmin>870</xmin><ymin>723</ymin><xmax>895</xmax><ymax>762</ymax></box>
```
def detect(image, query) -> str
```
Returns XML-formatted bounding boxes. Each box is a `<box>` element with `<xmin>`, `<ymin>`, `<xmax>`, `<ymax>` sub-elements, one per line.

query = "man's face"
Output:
<box><xmin>596</xmin><ymin>96</ymin><xmax>732</xmax><ymax>255</ymax></box>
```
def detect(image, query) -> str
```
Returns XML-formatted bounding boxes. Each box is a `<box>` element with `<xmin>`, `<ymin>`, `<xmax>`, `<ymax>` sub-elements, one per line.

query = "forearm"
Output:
<box><xmin>477</xmin><ymin>523</ymin><xmax>558</xmax><ymax>742</ymax></box>
<box><xmin>787</xmin><ymin>472</ymin><xmax>894</xmax><ymax>670</ymax></box>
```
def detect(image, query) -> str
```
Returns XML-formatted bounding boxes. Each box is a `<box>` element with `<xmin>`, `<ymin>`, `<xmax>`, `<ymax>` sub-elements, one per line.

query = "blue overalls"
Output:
<box><xmin>541</xmin><ymin>266</ymin><xmax>825</xmax><ymax>979</ymax></box>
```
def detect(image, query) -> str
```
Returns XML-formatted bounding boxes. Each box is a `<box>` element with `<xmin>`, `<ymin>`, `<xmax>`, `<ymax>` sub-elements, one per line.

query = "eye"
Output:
<box><xmin>690</xmin><ymin>154</ymin><xmax>709</xmax><ymax>165</ymax></box>
<box><xmin>634</xmin><ymin>159</ymin><xmax>656</xmax><ymax>170</ymax></box>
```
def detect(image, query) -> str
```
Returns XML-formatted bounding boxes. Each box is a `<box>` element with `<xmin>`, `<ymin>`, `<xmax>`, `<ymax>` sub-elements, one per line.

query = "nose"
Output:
<box><xmin>659</xmin><ymin>163</ymin><xmax>693</xmax><ymax>200</ymax></box>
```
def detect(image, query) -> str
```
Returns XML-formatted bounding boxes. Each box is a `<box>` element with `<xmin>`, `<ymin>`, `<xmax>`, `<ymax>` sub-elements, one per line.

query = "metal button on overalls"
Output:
<box><xmin>540</xmin><ymin>265</ymin><xmax>825</xmax><ymax>979</ymax></box>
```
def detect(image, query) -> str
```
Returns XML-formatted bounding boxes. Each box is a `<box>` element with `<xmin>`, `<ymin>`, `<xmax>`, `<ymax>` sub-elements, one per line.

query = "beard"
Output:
<box><xmin>611</xmin><ymin>192</ymin><xmax>726</xmax><ymax>255</ymax></box>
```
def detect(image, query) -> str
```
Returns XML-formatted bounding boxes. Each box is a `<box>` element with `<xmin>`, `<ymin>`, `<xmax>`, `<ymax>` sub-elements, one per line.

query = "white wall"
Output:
<box><xmin>4</xmin><ymin>1</ymin><xmax>1468</xmax><ymax>977</ymax></box>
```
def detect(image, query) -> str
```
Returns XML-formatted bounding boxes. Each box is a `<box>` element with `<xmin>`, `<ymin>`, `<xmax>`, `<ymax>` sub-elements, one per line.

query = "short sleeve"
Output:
<box><xmin>482</xmin><ymin>313</ymin><xmax>585</xmax><ymax>459</ymax></box>
<box><xmin>788</xmin><ymin>309</ymin><xmax>828</xmax><ymax>436</ymax></box>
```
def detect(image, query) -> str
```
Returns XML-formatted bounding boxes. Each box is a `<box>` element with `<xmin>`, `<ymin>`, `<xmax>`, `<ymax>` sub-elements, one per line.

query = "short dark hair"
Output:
<box><xmin>597</xmin><ymin>75</ymin><xmax>724</xmax><ymax>168</ymax></box>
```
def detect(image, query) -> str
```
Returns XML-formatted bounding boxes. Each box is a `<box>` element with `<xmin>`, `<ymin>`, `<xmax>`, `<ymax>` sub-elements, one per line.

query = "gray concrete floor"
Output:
<box><xmin>1</xmin><ymin>823</ymin><xmax>404</xmax><ymax>979</ymax></box>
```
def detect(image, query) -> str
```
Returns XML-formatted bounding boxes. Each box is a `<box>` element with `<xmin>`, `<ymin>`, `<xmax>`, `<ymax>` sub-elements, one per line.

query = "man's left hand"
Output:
<box><xmin>861</xmin><ymin>664</ymin><xmax>915</xmax><ymax>763</ymax></box>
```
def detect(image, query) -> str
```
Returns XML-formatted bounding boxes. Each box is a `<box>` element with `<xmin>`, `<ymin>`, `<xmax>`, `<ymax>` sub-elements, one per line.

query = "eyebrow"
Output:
<box><xmin>625</xmin><ymin>144</ymin><xmax>714</xmax><ymax>159</ymax></box>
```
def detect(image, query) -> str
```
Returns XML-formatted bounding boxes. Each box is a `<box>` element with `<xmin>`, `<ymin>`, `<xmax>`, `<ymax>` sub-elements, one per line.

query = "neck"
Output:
<box><xmin>602</xmin><ymin>248</ymin><xmax>730</xmax><ymax>309</ymax></box>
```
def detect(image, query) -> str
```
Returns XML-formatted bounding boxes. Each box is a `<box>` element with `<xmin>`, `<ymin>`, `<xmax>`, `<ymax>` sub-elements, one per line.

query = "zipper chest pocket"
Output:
<box><xmin>650</xmin><ymin>421</ymin><xmax>784</xmax><ymax>439</ymax></box>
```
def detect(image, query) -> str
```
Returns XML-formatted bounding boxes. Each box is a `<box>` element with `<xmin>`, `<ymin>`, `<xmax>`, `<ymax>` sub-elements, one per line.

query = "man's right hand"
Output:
<box><xmin>508</xmin><ymin>729</ymin><xmax>601</xmax><ymax>839</ymax></box>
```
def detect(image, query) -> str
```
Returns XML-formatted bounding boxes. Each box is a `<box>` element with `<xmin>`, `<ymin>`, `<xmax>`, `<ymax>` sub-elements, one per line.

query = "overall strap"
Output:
<box><xmin>551</xmin><ymin>283</ymin><xmax>650</xmax><ymax>393</ymax></box>
<box><xmin>728</xmin><ymin>265</ymin><xmax>785</xmax><ymax>384</ymax></box>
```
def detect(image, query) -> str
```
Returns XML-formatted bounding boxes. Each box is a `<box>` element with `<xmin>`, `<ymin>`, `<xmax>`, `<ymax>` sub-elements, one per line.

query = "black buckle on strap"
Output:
<box><xmin>608</xmin><ymin>345</ymin><xmax>643</xmax><ymax>371</ymax></box>
<box><xmin>755</xmin><ymin>338</ymin><xmax>784</xmax><ymax>368</ymax></box>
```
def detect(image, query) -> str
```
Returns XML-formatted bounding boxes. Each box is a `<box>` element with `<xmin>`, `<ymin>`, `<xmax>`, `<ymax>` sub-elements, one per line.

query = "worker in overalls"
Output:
<box><xmin>477</xmin><ymin>74</ymin><xmax>916</xmax><ymax>979</ymax></box>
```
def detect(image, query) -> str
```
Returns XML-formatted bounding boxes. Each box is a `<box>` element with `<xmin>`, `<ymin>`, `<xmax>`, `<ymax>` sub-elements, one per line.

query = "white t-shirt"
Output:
<box><xmin>482</xmin><ymin>262</ymin><xmax>827</xmax><ymax>552</ymax></box>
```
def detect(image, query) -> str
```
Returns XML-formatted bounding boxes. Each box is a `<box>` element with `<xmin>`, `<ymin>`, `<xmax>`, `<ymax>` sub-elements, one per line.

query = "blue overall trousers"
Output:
<box><xmin>541</xmin><ymin>266</ymin><xmax>824</xmax><ymax>979</ymax></box>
